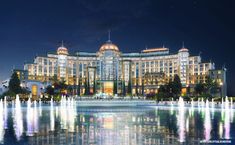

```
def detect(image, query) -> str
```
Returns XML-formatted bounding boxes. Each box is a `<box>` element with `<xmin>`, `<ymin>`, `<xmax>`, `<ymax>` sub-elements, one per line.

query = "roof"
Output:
<box><xmin>99</xmin><ymin>41</ymin><xmax>119</xmax><ymax>52</ymax></box>
<box><xmin>142</xmin><ymin>47</ymin><xmax>169</xmax><ymax>53</ymax></box>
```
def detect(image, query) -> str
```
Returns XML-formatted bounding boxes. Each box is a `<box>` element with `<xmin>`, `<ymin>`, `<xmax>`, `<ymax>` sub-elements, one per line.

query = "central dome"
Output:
<box><xmin>179</xmin><ymin>47</ymin><xmax>189</xmax><ymax>52</ymax></box>
<box><xmin>99</xmin><ymin>40</ymin><xmax>119</xmax><ymax>52</ymax></box>
<box><xmin>57</xmin><ymin>46</ymin><xmax>68</xmax><ymax>55</ymax></box>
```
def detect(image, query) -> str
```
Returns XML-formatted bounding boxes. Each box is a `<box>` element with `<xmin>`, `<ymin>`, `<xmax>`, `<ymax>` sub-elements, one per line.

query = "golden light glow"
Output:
<box><xmin>100</xmin><ymin>43</ymin><xmax>119</xmax><ymax>51</ymax></box>
<box><xmin>179</xmin><ymin>48</ymin><xmax>189</xmax><ymax>52</ymax></box>
<box><xmin>181</xmin><ymin>88</ymin><xmax>187</xmax><ymax>95</ymax></box>
<box><xmin>57</xmin><ymin>46</ymin><xmax>68</xmax><ymax>55</ymax></box>
<box><xmin>103</xmin><ymin>117</ymin><xmax>114</xmax><ymax>129</ymax></box>
<box><xmin>142</xmin><ymin>48</ymin><xmax>168</xmax><ymax>53</ymax></box>
<box><xmin>104</xmin><ymin>82</ymin><xmax>113</xmax><ymax>95</ymax></box>
<box><xmin>32</xmin><ymin>85</ymin><xmax>38</xmax><ymax>96</ymax></box>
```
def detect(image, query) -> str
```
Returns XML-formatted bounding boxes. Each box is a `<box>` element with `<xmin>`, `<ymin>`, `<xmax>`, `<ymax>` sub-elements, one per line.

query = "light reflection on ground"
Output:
<box><xmin>0</xmin><ymin>101</ymin><xmax>235</xmax><ymax>145</ymax></box>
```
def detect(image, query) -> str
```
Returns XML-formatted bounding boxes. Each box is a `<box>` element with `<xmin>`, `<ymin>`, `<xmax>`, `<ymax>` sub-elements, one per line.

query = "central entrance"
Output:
<box><xmin>103</xmin><ymin>81</ymin><xmax>113</xmax><ymax>95</ymax></box>
<box><xmin>32</xmin><ymin>85</ymin><xmax>38</xmax><ymax>96</ymax></box>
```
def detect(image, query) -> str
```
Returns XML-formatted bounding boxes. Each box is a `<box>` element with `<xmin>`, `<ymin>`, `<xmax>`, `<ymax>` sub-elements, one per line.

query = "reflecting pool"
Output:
<box><xmin>0</xmin><ymin>99</ymin><xmax>235</xmax><ymax>145</ymax></box>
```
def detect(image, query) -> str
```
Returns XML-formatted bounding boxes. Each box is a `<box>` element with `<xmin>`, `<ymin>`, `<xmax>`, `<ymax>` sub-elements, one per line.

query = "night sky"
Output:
<box><xmin>0</xmin><ymin>0</ymin><xmax>234</xmax><ymax>95</ymax></box>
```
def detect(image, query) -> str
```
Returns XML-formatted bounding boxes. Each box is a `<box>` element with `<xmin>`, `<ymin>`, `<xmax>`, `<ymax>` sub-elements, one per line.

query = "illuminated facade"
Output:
<box><xmin>24</xmin><ymin>38</ymin><xmax>217</xmax><ymax>95</ymax></box>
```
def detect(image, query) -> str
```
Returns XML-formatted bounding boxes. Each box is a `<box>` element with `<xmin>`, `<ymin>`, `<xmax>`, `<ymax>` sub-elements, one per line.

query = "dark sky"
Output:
<box><xmin>0</xmin><ymin>0</ymin><xmax>234</xmax><ymax>95</ymax></box>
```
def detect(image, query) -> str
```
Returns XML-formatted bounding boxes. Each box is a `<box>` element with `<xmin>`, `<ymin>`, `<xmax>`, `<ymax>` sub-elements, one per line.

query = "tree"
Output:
<box><xmin>205</xmin><ymin>75</ymin><xmax>219</xmax><ymax>96</ymax></box>
<box><xmin>67</xmin><ymin>86</ymin><xmax>73</xmax><ymax>96</ymax></box>
<box><xmin>172</xmin><ymin>74</ymin><xmax>182</xmax><ymax>98</ymax></box>
<box><xmin>8</xmin><ymin>72</ymin><xmax>22</xmax><ymax>94</ymax></box>
<box><xmin>167</xmin><ymin>81</ymin><xmax>174</xmax><ymax>98</ymax></box>
<box><xmin>58</xmin><ymin>81</ymin><xmax>67</xmax><ymax>93</ymax></box>
<box><xmin>157</xmin><ymin>75</ymin><xmax>182</xmax><ymax>101</ymax></box>
<box><xmin>158</xmin><ymin>85</ymin><xmax>167</xmax><ymax>98</ymax></box>
<box><xmin>122</xmin><ymin>81</ymin><xmax>126</xmax><ymax>96</ymax></box>
<box><xmin>158</xmin><ymin>85</ymin><xmax>166</xmax><ymax>94</ymax></box>
<box><xmin>50</xmin><ymin>75</ymin><xmax>58</xmax><ymax>84</ymax></box>
<box><xmin>157</xmin><ymin>84</ymin><xmax>172</xmax><ymax>101</ymax></box>
<box><xmin>186</xmin><ymin>86</ymin><xmax>191</xmax><ymax>96</ymax></box>
<box><xmin>46</xmin><ymin>85</ymin><xmax>55</xmax><ymax>96</ymax></box>
<box><xmin>210</xmin><ymin>82</ymin><xmax>219</xmax><ymax>96</ymax></box>
<box><xmin>127</xmin><ymin>79</ymin><xmax>132</xmax><ymax>95</ymax></box>
<box><xmin>194</xmin><ymin>83</ymin><xmax>205</xmax><ymax>96</ymax></box>
<box><xmin>53</xmin><ymin>80</ymin><xmax>67</xmax><ymax>95</ymax></box>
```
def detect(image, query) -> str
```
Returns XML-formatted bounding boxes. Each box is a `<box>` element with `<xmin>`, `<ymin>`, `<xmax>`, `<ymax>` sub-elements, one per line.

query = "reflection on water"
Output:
<box><xmin>204</xmin><ymin>99</ymin><xmax>211</xmax><ymax>141</ymax></box>
<box><xmin>177</xmin><ymin>97</ymin><xmax>185</xmax><ymax>143</ymax></box>
<box><xmin>26</xmin><ymin>98</ymin><xmax>33</xmax><ymax>136</ymax></box>
<box><xmin>50</xmin><ymin>99</ymin><xmax>54</xmax><ymax>131</ymax></box>
<box><xmin>13</xmin><ymin>95</ymin><xmax>23</xmax><ymax>141</ymax></box>
<box><xmin>59</xmin><ymin>97</ymin><xmax>76</xmax><ymax>132</ymax></box>
<box><xmin>0</xmin><ymin>100</ymin><xmax>4</xmax><ymax>143</ymax></box>
<box><xmin>3</xmin><ymin>97</ymin><xmax>7</xmax><ymax>130</ymax></box>
<box><xmin>0</xmin><ymin>100</ymin><xmax>234</xmax><ymax>144</ymax></box>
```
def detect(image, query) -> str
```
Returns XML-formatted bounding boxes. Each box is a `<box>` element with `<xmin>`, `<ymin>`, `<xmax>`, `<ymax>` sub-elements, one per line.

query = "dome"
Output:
<box><xmin>99</xmin><ymin>41</ymin><xmax>119</xmax><ymax>52</ymax></box>
<box><xmin>57</xmin><ymin>46</ymin><xmax>68</xmax><ymax>55</ymax></box>
<box><xmin>179</xmin><ymin>48</ymin><xmax>189</xmax><ymax>52</ymax></box>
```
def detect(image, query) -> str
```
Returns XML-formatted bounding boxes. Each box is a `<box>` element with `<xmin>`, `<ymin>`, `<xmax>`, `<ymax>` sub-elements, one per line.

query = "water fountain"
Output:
<box><xmin>224</xmin><ymin>96</ymin><xmax>230</xmax><ymax>139</ymax></box>
<box><xmin>221</xmin><ymin>97</ymin><xmax>224</xmax><ymax>109</ymax></box>
<box><xmin>178</xmin><ymin>97</ymin><xmax>184</xmax><ymax>109</ymax></box>
<box><xmin>198</xmin><ymin>98</ymin><xmax>203</xmax><ymax>112</ymax></box>
<box><xmin>14</xmin><ymin>95</ymin><xmax>23</xmax><ymax>140</ymax></box>
<box><xmin>211</xmin><ymin>98</ymin><xmax>215</xmax><ymax>119</ymax></box>
<box><xmin>50</xmin><ymin>96</ymin><xmax>55</xmax><ymax>131</ymax></box>
<box><xmin>39</xmin><ymin>98</ymin><xmax>42</xmax><ymax>116</ymax></box>
<box><xmin>201</xmin><ymin>98</ymin><xmax>205</xmax><ymax>108</ymax></box>
<box><xmin>230</xmin><ymin>98</ymin><xmax>234</xmax><ymax>123</ymax></box>
<box><xmin>191</xmin><ymin>98</ymin><xmax>194</xmax><ymax>108</ymax></box>
<box><xmin>230</xmin><ymin>97</ymin><xmax>233</xmax><ymax>109</ymax></box>
<box><xmin>26</xmin><ymin>97</ymin><xmax>33</xmax><ymax>136</ymax></box>
<box><xmin>33</xmin><ymin>100</ymin><xmax>38</xmax><ymax>133</ymax></box>
<box><xmin>204</xmin><ymin>99</ymin><xmax>211</xmax><ymax>141</ymax></box>
<box><xmin>177</xmin><ymin>97</ymin><xmax>185</xmax><ymax>142</ymax></box>
<box><xmin>197</xmin><ymin>98</ymin><xmax>200</xmax><ymax>108</ymax></box>
<box><xmin>211</xmin><ymin>98</ymin><xmax>214</xmax><ymax>110</ymax></box>
<box><xmin>0</xmin><ymin>92</ymin><xmax>235</xmax><ymax>144</ymax></box>
<box><xmin>51</xmin><ymin>96</ymin><xmax>53</xmax><ymax>105</ymax></box>
<box><xmin>170</xmin><ymin>98</ymin><xmax>174</xmax><ymax>114</ymax></box>
<box><xmin>68</xmin><ymin>97</ymin><xmax>76</xmax><ymax>132</ymax></box>
<box><xmin>189</xmin><ymin>98</ymin><xmax>194</xmax><ymax>117</ymax></box>
<box><xmin>60</xmin><ymin>95</ymin><xmax>67</xmax><ymax>129</ymax></box>
<box><xmin>27</xmin><ymin>97</ymin><xmax>31</xmax><ymax>109</ymax></box>
<box><xmin>219</xmin><ymin>121</ymin><xmax>223</xmax><ymax>138</ymax></box>
<box><xmin>225</xmin><ymin>96</ymin><xmax>229</xmax><ymax>110</ymax></box>
<box><xmin>4</xmin><ymin>97</ymin><xmax>7</xmax><ymax>129</ymax></box>
<box><xmin>170</xmin><ymin>98</ymin><xmax>173</xmax><ymax>106</ymax></box>
<box><xmin>0</xmin><ymin>99</ymin><xmax>4</xmax><ymax>143</ymax></box>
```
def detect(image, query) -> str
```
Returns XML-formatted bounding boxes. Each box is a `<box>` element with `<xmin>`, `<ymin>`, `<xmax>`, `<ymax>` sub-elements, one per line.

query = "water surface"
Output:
<box><xmin>0</xmin><ymin>102</ymin><xmax>235</xmax><ymax>145</ymax></box>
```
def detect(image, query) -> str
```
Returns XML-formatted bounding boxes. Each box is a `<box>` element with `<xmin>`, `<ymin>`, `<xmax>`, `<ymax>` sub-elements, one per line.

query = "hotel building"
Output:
<box><xmin>23</xmin><ymin>38</ymin><xmax>225</xmax><ymax>96</ymax></box>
